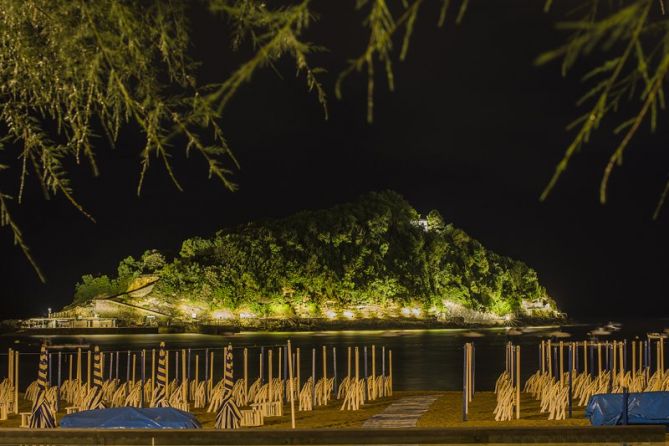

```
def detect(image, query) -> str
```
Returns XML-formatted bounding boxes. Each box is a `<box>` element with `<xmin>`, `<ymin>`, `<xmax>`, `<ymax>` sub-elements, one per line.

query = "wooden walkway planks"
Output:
<box><xmin>362</xmin><ymin>395</ymin><xmax>438</xmax><ymax>428</ymax></box>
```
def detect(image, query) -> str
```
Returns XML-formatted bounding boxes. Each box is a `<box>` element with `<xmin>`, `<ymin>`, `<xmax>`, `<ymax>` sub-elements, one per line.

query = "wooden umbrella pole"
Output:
<box><xmin>151</xmin><ymin>349</ymin><xmax>156</xmax><ymax>395</ymax></box>
<box><xmin>347</xmin><ymin>347</ymin><xmax>352</xmax><ymax>378</ymax></box>
<box><xmin>632</xmin><ymin>341</ymin><xmax>636</xmax><ymax>379</ymax></box>
<box><xmin>132</xmin><ymin>353</ymin><xmax>137</xmax><ymax>385</ymax></box>
<box><xmin>87</xmin><ymin>350</ymin><xmax>92</xmax><ymax>391</ymax></box>
<box><xmin>209</xmin><ymin>351</ymin><xmax>214</xmax><ymax>393</ymax></box>
<box><xmin>389</xmin><ymin>349</ymin><xmax>393</xmax><ymax>397</ymax></box>
<box><xmin>332</xmin><ymin>347</ymin><xmax>338</xmax><ymax>397</ymax></box>
<box><xmin>381</xmin><ymin>346</ymin><xmax>386</xmax><ymax>398</ymax></box>
<box><xmin>296</xmin><ymin>347</ymin><xmax>301</xmax><ymax>392</ymax></box>
<box><xmin>612</xmin><ymin>341</ymin><xmax>617</xmax><ymax>381</ymax></box>
<box><xmin>268</xmin><ymin>349</ymin><xmax>273</xmax><ymax>402</ymax></box>
<box><xmin>68</xmin><ymin>353</ymin><xmax>73</xmax><ymax>382</ymax></box>
<box><xmin>14</xmin><ymin>351</ymin><xmax>18</xmax><ymax>415</ymax></box>
<box><xmin>287</xmin><ymin>341</ymin><xmax>296</xmax><ymax>429</ymax></box>
<box><xmin>259</xmin><ymin>348</ymin><xmax>264</xmax><ymax>384</ymax></box>
<box><xmin>547</xmin><ymin>340</ymin><xmax>552</xmax><ymax>377</ymax></box>
<box><xmin>311</xmin><ymin>348</ymin><xmax>316</xmax><ymax>406</ymax></box>
<box><xmin>243</xmin><ymin>348</ymin><xmax>248</xmax><ymax>405</ymax></box>
<box><xmin>322</xmin><ymin>345</ymin><xmax>327</xmax><ymax>404</ymax></box>
<box><xmin>278</xmin><ymin>346</ymin><xmax>282</xmax><ymax>382</ymax></box>
<box><xmin>195</xmin><ymin>354</ymin><xmax>199</xmax><ymax>396</ymax></box>
<box><xmin>597</xmin><ymin>343</ymin><xmax>602</xmax><ymax>376</ymax></box>
<box><xmin>540</xmin><ymin>341</ymin><xmax>544</xmax><ymax>374</ymax></box>
<box><xmin>559</xmin><ymin>341</ymin><xmax>564</xmax><ymax>385</ymax></box>
<box><xmin>182</xmin><ymin>349</ymin><xmax>187</xmax><ymax>402</ymax></box>
<box><xmin>77</xmin><ymin>348</ymin><xmax>82</xmax><ymax>389</ymax></box>
<box><xmin>583</xmin><ymin>341</ymin><xmax>588</xmax><ymax>377</ymax></box>
<box><xmin>7</xmin><ymin>348</ymin><xmax>12</xmax><ymax>387</ymax></box>
<box><xmin>355</xmin><ymin>346</ymin><xmax>360</xmax><ymax>409</ymax></box>
<box><xmin>515</xmin><ymin>345</ymin><xmax>520</xmax><ymax>420</ymax></box>
<box><xmin>166</xmin><ymin>350</ymin><xmax>170</xmax><ymax>399</ymax></box>
<box><xmin>371</xmin><ymin>345</ymin><xmax>376</xmax><ymax>401</ymax></box>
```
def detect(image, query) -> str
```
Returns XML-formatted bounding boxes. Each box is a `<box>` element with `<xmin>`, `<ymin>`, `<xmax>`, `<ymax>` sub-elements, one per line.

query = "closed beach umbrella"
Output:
<box><xmin>216</xmin><ymin>344</ymin><xmax>241</xmax><ymax>429</ymax></box>
<box><xmin>29</xmin><ymin>345</ymin><xmax>56</xmax><ymax>428</ymax></box>
<box><xmin>152</xmin><ymin>342</ymin><xmax>169</xmax><ymax>407</ymax></box>
<box><xmin>87</xmin><ymin>346</ymin><xmax>106</xmax><ymax>410</ymax></box>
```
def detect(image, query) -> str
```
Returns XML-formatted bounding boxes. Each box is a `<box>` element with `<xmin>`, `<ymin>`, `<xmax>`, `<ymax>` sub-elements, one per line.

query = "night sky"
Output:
<box><xmin>2</xmin><ymin>1</ymin><xmax>668</xmax><ymax>320</ymax></box>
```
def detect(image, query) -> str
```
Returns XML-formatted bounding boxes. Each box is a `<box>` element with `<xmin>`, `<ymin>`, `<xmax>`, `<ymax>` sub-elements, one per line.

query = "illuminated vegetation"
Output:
<box><xmin>72</xmin><ymin>191</ymin><xmax>557</xmax><ymax>321</ymax></box>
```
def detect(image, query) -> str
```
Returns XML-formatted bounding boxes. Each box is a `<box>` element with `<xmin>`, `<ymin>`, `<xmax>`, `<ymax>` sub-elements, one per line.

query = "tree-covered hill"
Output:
<box><xmin>70</xmin><ymin>191</ymin><xmax>558</xmax><ymax>322</ymax></box>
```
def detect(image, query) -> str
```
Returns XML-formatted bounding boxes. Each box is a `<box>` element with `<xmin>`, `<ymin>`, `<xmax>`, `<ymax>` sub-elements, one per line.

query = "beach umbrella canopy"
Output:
<box><xmin>216</xmin><ymin>344</ymin><xmax>241</xmax><ymax>429</ymax></box>
<box><xmin>29</xmin><ymin>345</ymin><xmax>56</xmax><ymax>428</ymax></box>
<box><xmin>152</xmin><ymin>342</ymin><xmax>169</xmax><ymax>407</ymax></box>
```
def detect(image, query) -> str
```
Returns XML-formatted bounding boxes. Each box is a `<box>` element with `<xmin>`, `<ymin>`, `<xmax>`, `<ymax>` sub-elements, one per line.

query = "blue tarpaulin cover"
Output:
<box><xmin>586</xmin><ymin>391</ymin><xmax>669</xmax><ymax>426</ymax></box>
<box><xmin>60</xmin><ymin>407</ymin><xmax>201</xmax><ymax>429</ymax></box>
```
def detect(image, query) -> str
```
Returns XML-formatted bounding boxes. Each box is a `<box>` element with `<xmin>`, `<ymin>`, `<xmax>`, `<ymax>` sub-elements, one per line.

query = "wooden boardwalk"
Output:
<box><xmin>362</xmin><ymin>395</ymin><xmax>439</xmax><ymax>428</ymax></box>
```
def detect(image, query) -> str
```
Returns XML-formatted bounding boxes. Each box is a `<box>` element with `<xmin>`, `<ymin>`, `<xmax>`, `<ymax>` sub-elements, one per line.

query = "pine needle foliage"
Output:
<box><xmin>335</xmin><ymin>0</ymin><xmax>469</xmax><ymax>123</ymax></box>
<box><xmin>1</xmin><ymin>0</ymin><xmax>460</xmax><ymax>281</ymax></box>
<box><xmin>539</xmin><ymin>0</ymin><xmax>669</xmax><ymax>218</ymax></box>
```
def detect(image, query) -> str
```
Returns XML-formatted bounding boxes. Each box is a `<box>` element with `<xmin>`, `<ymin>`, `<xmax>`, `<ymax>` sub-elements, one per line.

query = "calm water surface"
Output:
<box><xmin>2</xmin><ymin>318</ymin><xmax>667</xmax><ymax>391</ymax></box>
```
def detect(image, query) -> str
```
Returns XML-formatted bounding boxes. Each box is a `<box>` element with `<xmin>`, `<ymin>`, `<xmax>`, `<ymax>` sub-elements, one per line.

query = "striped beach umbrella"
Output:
<box><xmin>216</xmin><ymin>344</ymin><xmax>241</xmax><ymax>429</ymax></box>
<box><xmin>152</xmin><ymin>342</ymin><xmax>169</xmax><ymax>407</ymax></box>
<box><xmin>29</xmin><ymin>345</ymin><xmax>56</xmax><ymax>428</ymax></box>
<box><xmin>83</xmin><ymin>346</ymin><xmax>106</xmax><ymax>410</ymax></box>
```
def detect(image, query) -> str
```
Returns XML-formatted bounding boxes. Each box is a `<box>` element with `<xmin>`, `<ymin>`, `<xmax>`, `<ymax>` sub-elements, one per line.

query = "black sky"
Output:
<box><xmin>2</xmin><ymin>1</ymin><xmax>669</xmax><ymax>320</ymax></box>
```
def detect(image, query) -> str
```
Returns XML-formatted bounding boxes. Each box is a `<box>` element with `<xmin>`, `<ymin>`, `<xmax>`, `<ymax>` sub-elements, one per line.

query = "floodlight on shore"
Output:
<box><xmin>325</xmin><ymin>310</ymin><xmax>337</xmax><ymax>319</ymax></box>
<box><xmin>343</xmin><ymin>310</ymin><xmax>355</xmax><ymax>319</ymax></box>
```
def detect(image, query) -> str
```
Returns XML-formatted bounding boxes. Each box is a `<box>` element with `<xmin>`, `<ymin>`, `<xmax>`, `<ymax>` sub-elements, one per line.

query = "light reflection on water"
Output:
<box><xmin>2</xmin><ymin>318</ymin><xmax>669</xmax><ymax>391</ymax></box>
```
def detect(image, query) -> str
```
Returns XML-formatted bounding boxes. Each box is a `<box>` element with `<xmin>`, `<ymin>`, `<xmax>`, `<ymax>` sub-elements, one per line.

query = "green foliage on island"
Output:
<box><xmin>73</xmin><ymin>191</ymin><xmax>556</xmax><ymax>320</ymax></box>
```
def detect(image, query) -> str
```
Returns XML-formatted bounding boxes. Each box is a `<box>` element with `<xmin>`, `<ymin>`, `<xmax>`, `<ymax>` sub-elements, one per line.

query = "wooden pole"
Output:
<box><xmin>7</xmin><ymin>348</ymin><xmax>12</xmax><ymax>387</ymax></box>
<box><xmin>287</xmin><ymin>341</ymin><xmax>296</xmax><ymax>429</ymax></box>
<box><xmin>182</xmin><ymin>349</ymin><xmax>187</xmax><ymax>402</ymax></box>
<box><xmin>195</xmin><ymin>353</ymin><xmax>199</xmax><ymax>398</ymax></box>
<box><xmin>462</xmin><ymin>344</ymin><xmax>468</xmax><ymax>421</ymax></box>
<box><xmin>516</xmin><ymin>346</ymin><xmax>520</xmax><ymax>420</ymax></box>
<box><xmin>371</xmin><ymin>345</ymin><xmax>376</xmax><ymax>400</ymax></box>
<box><xmin>559</xmin><ymin>341</ymin><xmax>564</xmax><ymax>385</ymax></box>
<box><xmin>389</xmin><ymin>349</ymin><xmax>393</xmax><ymax>397</ymax></box>
<box><xmin>597</xmin><ymin>342</ymin><xmax>602</xmax><ymax>376</ymax></box>
<box><xmin>311</xmin><ymin>348</ymin><xmax>316</xmax><ymax>406</ymax></box>
<box><xmin>209</xmin><ymin>350</ymin><xmax>214</xmax><ymax>394</ymax></box>
<box><xmin>355</xmin><ymin>347</ymin><xmax>360</xmax><ymax>406</ymax></box>
<box><xmin>243</xmin><ymin>348</ymin><xmax>248</xmax><ymax>404</ymax></box>
<box><xmin>333</xmin><ymin>347</ymin><xmax>338</xmax><ymax>397</ymax></box>
<box><xmin>632</xmin><ymin>341</ymin><xmax>636</xmax><ymax>379</ymax></box>
<box><xmin>259</xmin><ymin>348</ymin><xmax>264</xmax><ymax>384</ymax></box>
<box><xmin>166</xmin><ymin>350</ymin><xmax>170</xmax><ymax>399</ymax></box>
<box><xmin>151</xmin><ymin>349</ymin><xmax>156</xmax><ymax>396</ymax></box>
<box><xmin>278</xmin><ymin>347</ymin><xmax>282</xmax><ymax>382</ymax></box>
<box><xmin>322</xmin><ymin>345</ymin><xmax>327</xmax><ymax>404</ymax></box>
<box><xmin>296</xmin><ymin>347</ymin><xmax>301</xmax><ymax>392</ymax></box>
<box><xmin>69</xmin><ymin>353</ymin><xmax>73</xmax><ymax>382</ymax></box>
<box><xmin>141</xmin><ymin>350</ymin><xmax>146</xmax><ymax>407</ymax></box>
<box><xmin>87</xmin><ymin>349</ymin><xmax>92</xmax><ymax>391</ymax></box>
<box><xmin>268</xmin><ymin>349</ymin><xmax>273</xmax><ymax>402</ymax></box>
<box><xmin>583</xmin><ymin>341</ymin><xmax>588</xmax><ymax>377</ymax></box>
<box><xmin>14</xmin><ymin>351</ymin><xmax>19</xmax><ymax>415</ymax></box>
<box><xmin>77</xmin><ymin>348</ymin><xmax>82</xmax><ymax>389</ymax></box>
<box><xmin>347</xmin><ymin>347</ymin><xmax>352</xmax><ymax>378</ymax></box>
<box><xmin>132</xmin><ymin>353</ymin><xmax>137</xmax><ymax>385</ymax></box>
<box><xmin>547</xmin><ymin>340</ymin><xmax>552</xmax><ymax>377</ymax></box>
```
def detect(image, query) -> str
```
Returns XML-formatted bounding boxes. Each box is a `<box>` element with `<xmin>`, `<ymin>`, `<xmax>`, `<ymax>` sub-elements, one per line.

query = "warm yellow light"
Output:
<box><xmin>239</xmin><ymin>311</ymin><xmax>255</xmax><ymax>319</ymax></box>
<box><xmin>213</xmin><ymin>310</ymin><xmax>233</xmax><ymax>320</ymax></box>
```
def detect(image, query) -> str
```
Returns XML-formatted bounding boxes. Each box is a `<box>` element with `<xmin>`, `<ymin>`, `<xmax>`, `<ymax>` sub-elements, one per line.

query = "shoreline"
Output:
<box><xmin>3</xmin><ymin>315</ymin><xmax>567</xmax><ymax>337</ymax></box>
